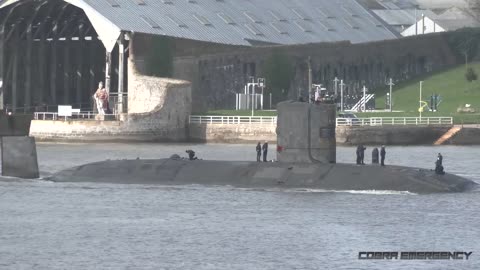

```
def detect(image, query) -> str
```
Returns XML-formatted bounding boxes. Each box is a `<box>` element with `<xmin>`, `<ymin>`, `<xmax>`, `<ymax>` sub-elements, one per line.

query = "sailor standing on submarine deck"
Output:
<box><xmin>262</xmin><ymin>141</ymin><xmax>269</xmax><ymax>162</ymax></box>
<box><xmin>256</xmin><ymin>142</ymin><xmax>261</xmax><ymax>162</ymax></box>
<box><xmin>380</xmin><ymin>145</ymin><xmax>386</xmax><ymax>166</ymax></box>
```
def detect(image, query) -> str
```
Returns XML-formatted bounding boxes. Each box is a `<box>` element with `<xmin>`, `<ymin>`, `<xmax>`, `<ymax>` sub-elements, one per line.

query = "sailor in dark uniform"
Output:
<box><xmin>380</xmin><ymin>145</ymin><xmax>386</xmax><ymax>166</ymax></box>
<box><xmin>186</xmin><ymin>150</ymin><xmax>198</xmax><ymax>160</ymax></box>
<box><xmin>256</xmin><ymin>142</ymin><xmax>262</xmax><ymax>162</ymax></box>
<box><xmin>262</xmin><ymin>141</ymin><xmax>269</xmax><ymax>162</ymax></box>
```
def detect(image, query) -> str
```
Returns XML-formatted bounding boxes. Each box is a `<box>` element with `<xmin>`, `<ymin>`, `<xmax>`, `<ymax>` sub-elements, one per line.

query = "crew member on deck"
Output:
<box><xmin>380</xmin><ymin>145</ymin><xmax>386</xmax><ymax>166</ymax></box>
<box><xmin>262</xmin><ymin>141</ymin><xmax>269</xmax><ymax>162</ymax></box>
<box><xmin>372</xmin><ymin>147</ymin><xmax>379</xmax><ymax>164</ymax></box>
<box><xmin>256</xmin><ymin>142</ymin><xmax>262</xmax><ymax>162</ymax></box>
<box><xmin>186</xmin><ymin>150</ymin><xmax>198</xmax><ymax>160</ymax></box>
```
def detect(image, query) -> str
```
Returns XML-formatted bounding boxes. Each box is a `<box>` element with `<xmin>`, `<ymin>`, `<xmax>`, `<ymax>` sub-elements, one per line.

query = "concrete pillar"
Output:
<box><xmin>117</xmin><ymin>33</ymin><xmax>125</xmax><ymax>113</ymax></box>
<box><xmin>63</xmin><ymin>37</ymin><xmax>71</xmax><ymax>104</ymax></box>
<box><xmin>1</xmin><ymin>136</ymin><xmax>39</xmax><ymax>179</ymax></box>
<box><xmin>89</xmin><ymin>41</ymin><xmax>96</xmax><ymax>107</ymax></box>
<box><xmin>0</xmin><ymin>24</ymin><xmax>4</xmax><ymax>110</ymax></box>
<box><xmin>25</xmin><ymin>25</ymin><xmax>33</xmax><ymax>111</ymax></box>
<box><xmin>307</xmin><ymin>57</ymin><xmax>312</xmax><ymax>102</ymax></box>
<box><xmin>105</xmin><ymin>51</ymin><xmax>112</xmax><ymax>94</ymax></box>
<box><xmin>37</xmin><ymin>32</ymin><xmax>46</xmax><ymax>106</ymax></box>
<box><xmin>50</xmin><ymin>36</ymin><xmax>57</xmax><ymax>105</ymax></box>
<box><xmin>76</xmin><ymin>30</ymin><xmax>84</xmax><ymax>108</ymax></box>
<box><xmin>11</xmin><ymin>28</ymin><xmax>18</xmax><ymax>112</ymax></box>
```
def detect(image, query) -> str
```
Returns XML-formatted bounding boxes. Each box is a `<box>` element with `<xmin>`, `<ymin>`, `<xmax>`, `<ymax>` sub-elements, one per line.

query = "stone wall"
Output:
<box><xmin>168</xmin><ymin>32</ymin><xmax>458</xmax><ymax>112</ymax></box>
<box><xmin>188</xmin><ymin>123</ymin><xmax>276</xmax><ymax>143</ymax></box>
<box><xmin>30</xmin><ymin>121</ymin><xmax>480</xmax><ymax>145</ymax></box>
<box><xmin>30</xmin><ymin>116</ymin><xmax>186</xmax><ymax>142</ymax></box>
<box><xmin>30</xmin><ymin>33</ymin><xmax>193</xmax><ymax>142</ymax></box>
<box><xmin>336</xmin><ymin>126</ymin><xmax>452</xmax><ymax>145</ymax></box>
<box><xmin>190</xmin><ymin>124</ymin><xmax>468</xmax><ymax>145</ymax></box>
<box><xmin>449</xmin><ymin>127</ymin><xmax>480</xmax><ymax>145</ymax></box>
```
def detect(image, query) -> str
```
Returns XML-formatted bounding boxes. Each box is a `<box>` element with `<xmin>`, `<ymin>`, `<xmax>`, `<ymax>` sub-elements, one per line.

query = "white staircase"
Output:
<box><xmin>351</xmin><ymin>94</ymin><xmax>375</xmax><ymax>112</ymax></box>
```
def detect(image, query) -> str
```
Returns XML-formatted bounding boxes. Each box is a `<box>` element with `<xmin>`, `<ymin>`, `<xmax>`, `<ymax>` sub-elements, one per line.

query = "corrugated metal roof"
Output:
<box><xmin>1</xmin><ymin>0</ymin><xmax>398</xmax><ymax>46</ymax></box>
<box><xmin>372</xmin><ymin>9</ymin><xmax>437</xmax><ymax>25</ymax></box>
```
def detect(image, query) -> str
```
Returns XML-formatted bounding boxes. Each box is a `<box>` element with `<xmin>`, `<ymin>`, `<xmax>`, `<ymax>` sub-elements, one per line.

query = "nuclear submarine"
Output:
<box><xmin>50</xmin><ymin>101</ymin><xmax>477</xmax><ymax>193</ymax></box>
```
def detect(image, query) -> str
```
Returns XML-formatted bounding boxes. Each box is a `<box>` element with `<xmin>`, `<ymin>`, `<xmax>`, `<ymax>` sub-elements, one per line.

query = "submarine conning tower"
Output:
<box><xmin>276</xmin><ymin>101</ymin><xmax>336</xmax><ymax>163</ymax></box>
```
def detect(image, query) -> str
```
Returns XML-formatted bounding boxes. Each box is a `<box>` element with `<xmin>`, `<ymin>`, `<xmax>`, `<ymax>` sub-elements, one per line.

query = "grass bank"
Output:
<box><xmin>197</xmin><ymin>64</ymin><xmax>480</xmax><ymax>124</ymax></box>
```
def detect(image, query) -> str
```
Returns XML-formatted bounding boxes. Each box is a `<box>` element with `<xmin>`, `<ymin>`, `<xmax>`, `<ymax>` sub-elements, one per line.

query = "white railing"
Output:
<box><xmin>189</xmin><ymin>116</ymin><xmax>453</xmax><ymax>126</ymax></box>
<box><xmin>189</xmin><ymin>115</ymin><xmax>277</xmax><ymax>124</ymax></box>
<box><xmin>34</xmin><ymin>112</ymin><xmax>116</xmax><ymax>121</ymax></box>
<box><xmin>336</xmin><ymin>117</ymin><xmax>453</xmax><ymax>126</ymax></box>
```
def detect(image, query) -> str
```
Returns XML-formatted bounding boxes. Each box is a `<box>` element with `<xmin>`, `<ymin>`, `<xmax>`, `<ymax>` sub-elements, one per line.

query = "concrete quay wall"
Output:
<box><xmin>31</xmin><ymin>123</ymin><xmax>480</xmax><ymax>145</ymax></box>
<box><xmin>30</xmin><ymin>75</ymin><xmax>192</xmax><ymax>143</ymax></box>
<box><xmin>188</xmin><ymin>123</ymin><xmax>276</xmax><ymax>143</ymax></box>
<box><xmin>336</xmin><ymin>126</ymin><xmax>452</xmax><ymax>145</ymax></box>
<box><xmin>449</xmin><ymin>127</ymin><xmax>480</xmax><ymax>145</ymax></box>
<box><xmin>30</xmin><ymin>118</ymin><xmax>188</xmax><ymax>142</ymax></box>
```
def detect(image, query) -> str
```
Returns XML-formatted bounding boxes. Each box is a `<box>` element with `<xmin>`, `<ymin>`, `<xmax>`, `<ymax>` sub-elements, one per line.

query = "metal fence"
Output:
<box><xmin>189</xmin><ymin>115</ymin><xmax>453</xmax><ymax>126</ymax></box>
<box><xmin>336</xmin><ymin>117</ymin><xmax>453</xmax><ymax>126</ymax></box>
<box><xmin>34</xmin><ymin>111</ymin><xmax>117</xmax><ymax>121</ymax></box>
<box><xmin>189</xmin><ymin>115</ymin><xmax>277</xmax><ymax>124</ymax></box>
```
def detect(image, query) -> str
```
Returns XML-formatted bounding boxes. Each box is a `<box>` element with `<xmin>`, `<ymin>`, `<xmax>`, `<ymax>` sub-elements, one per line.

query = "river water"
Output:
<box><xmin>1</xmin><ymin>143</ymin><xmax>479</xmax><ymax>270</ymax></box>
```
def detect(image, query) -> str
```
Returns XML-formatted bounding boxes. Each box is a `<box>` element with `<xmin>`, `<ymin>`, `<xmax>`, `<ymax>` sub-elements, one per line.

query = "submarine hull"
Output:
<box><xmin>50</xmin><ymin>159</ymin><xmax>477</xmax><ymax>193</ymax></box>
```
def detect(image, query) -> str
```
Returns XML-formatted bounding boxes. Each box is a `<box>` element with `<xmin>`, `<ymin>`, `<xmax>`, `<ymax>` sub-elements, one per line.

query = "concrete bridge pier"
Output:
<box><xmin>0</xmin><ymin>114</ymin><xmax>39</xmax><ymax>179</ymax></box>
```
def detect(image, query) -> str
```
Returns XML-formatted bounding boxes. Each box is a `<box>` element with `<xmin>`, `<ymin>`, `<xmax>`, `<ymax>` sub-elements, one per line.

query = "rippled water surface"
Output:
<box><xmin>1</xmin><ymin>143</ymin><xmax>479</xmax><ymax>270</ymax></box>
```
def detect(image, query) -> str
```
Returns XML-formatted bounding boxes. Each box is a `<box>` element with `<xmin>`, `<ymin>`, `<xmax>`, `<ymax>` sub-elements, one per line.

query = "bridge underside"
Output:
<box><xmin>0</xmin><ymin>0</ymin><xmax>127</xmax><ymax>113</ymax></box>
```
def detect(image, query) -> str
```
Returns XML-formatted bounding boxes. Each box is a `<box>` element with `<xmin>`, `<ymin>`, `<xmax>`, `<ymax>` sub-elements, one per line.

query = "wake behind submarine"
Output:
<box><xmin>52</xmin><ymin>101</ymin><xmax>477</xmax><ymax>193</ymax></box>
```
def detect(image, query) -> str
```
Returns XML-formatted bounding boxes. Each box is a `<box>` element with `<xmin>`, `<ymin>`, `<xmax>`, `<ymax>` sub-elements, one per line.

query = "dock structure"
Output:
<box><xmin>0</xmin><ymin>113</ymin><xmax>39</xmax><ymax>179</ymax></box>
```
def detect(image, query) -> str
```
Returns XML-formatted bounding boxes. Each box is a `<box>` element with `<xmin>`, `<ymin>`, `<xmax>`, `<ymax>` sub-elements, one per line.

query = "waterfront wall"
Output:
<box><xmin>188</xmin><ymin>123</ymin><xmax>276</xmax><ymax>143</ymax></box>
<box><xmin>32</xmin><ymin>122</ymin><xmax>480</xmax><ymax>145</ymax></box>
<box><xmin>31</xmin><ymin>59</ymin><xmax>192</xmax><ymax>142</ymax></box>
<box><xmin>188</xmin><ymin>124</ymin><xmax>480</xmax><ymax>145</ymax></box>
<box><xmin>336</xmin><ymin>126</ymin><xmax>452</xmax><ymax>145</ymax></box>
<box><xmin>31</xmin><ymin>34</ymin><xmax>194</xmax><ymax>142</ymax></box>
<box><xmin>449</xmin><ymin>127</ymin><xmax>480</xmax><ymax>145</ymax></box>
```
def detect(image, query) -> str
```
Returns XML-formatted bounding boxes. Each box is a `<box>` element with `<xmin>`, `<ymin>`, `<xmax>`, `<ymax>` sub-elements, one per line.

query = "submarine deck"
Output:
<box><xmin>48</xmin><ymin>159</ymin><xmax>477</xmax><ymax>194</ymax></box>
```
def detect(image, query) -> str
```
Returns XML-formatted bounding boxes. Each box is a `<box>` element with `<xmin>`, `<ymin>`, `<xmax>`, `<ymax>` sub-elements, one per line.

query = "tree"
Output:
<box><xmin>465</xmin><ymin>67</ymin><xmax>478</xmax><ymax>82</ymax></box>
<box><xmin>447</xmin><ymin>28</ymin><xmax>480</xmax><ymax>67</ymax></box>
<box><xmin>261</xmin><ymin>52</ymin><xmax>294</xmax><ymax>104</ymax></box>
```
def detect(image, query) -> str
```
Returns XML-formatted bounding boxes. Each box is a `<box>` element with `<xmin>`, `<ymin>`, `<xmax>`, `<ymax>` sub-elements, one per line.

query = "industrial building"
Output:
<box><xmin>0</xmin><ymin>0</ymin><xmax>457</xmax><ymax>113</ymax></box>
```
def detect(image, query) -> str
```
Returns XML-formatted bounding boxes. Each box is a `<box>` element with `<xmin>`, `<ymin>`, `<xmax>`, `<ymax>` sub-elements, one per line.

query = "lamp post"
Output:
<box><xmin>258</xmin><ymin>78</ymin><xmax>265</xmax><ymax>110</ymax></box>
<box><xmin>333</xmin><ymin>77</ymin><xmax>339</xmax><ymax>96</ymax></box>
<box><xmin>307</xmin><ymin>56</ymin><xmax>312</xmax><ymax>103</ymax></box>
<box><xmin>251</xmin><ymin>82</ymin><xmax>255</xmax><ymax>116</ymax></box>
<box><xmin>340</xmin><ymin>79</ymin><xmax>345</xmax><ymax>112</ymax></box>
<box><xmin>419</xmin><ymin>81</ymin><xmax>423</xmax><ymax>119</ymax></box>
<box><xmin>387</xmin><ymin>78</ymin><xmax>394</xmax><ymax>112</ymax></box>
<box><xmin>247</xmin><ymin>77</ymin><xmax>266</xmax><ymax>116</ymax></box>
<box><xmin>362</xmin><ymin>85</ymin><xmax>367</xmax><ymax>112</ymax></box>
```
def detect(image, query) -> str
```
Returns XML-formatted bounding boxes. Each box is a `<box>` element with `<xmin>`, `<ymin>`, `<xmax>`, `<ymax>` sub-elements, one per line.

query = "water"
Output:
<box><xmin>1</xmin><ymin>143</ymin><xmax>479</xmax><ymax>270</ymax></box>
